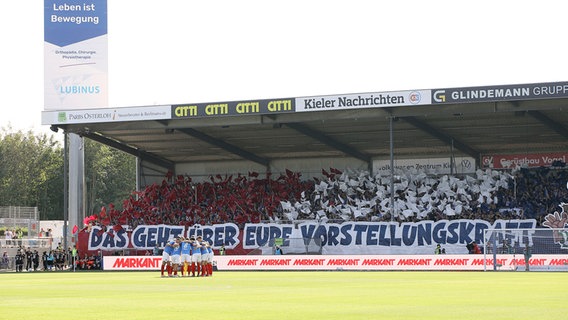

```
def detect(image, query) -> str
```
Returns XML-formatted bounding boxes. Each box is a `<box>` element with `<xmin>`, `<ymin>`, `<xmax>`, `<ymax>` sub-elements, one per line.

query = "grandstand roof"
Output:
<box><xmin>49</xmin><ymin>81</ymin><xmax>568</xmax><ymax>171</ymax></box>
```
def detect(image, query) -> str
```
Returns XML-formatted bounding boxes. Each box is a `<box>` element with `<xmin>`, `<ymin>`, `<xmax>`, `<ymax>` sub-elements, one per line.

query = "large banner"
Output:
<box><xmin>44</xmin><ymin>0</ymin><xmax>108</xmax><ymax>110</ymax></box>
<box><xmin>85</xmin><ymin>219</ymin><xmax>541</xmax><ymax>255</ymax></box>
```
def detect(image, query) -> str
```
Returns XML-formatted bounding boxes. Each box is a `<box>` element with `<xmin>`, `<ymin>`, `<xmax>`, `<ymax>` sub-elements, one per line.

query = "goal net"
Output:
<box><xmin>483</xmin><ymin>228</ymin><xmax>568</xmax><ymax>271</ymax></box>
<box><xmin>251</xmin><ymin>236</ymin><xmax>323</xmax><ymax>255</ymax></box>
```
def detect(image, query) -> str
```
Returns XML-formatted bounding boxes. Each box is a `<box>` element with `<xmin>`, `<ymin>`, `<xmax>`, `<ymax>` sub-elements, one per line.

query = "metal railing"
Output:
<box><xmin>0</xmin><ymin>238</ymin><xmax>53</xmax><ymax>249</ymax></box>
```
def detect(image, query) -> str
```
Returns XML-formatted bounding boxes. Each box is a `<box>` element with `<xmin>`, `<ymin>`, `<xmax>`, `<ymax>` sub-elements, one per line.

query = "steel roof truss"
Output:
<box><xmin>176</xmin><ymin>128</ymin><xmax>270</xmax><ymax>167</ymax></box>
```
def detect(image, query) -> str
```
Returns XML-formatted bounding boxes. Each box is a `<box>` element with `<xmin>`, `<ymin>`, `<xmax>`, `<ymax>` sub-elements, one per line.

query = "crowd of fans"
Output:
<box><xmin>499</xmin><ymin>167</ymin><xmax>568</xmax><ymax>221</ymax></box>
<box><xmin>3</xmin><ymin>165</ymin><xmax>563</xmax><ymax>271</ymax></box>
<box><xmin>84</xmin><ymin>165</ymin><xmax>567</xmax><ymax>231</ymax></box>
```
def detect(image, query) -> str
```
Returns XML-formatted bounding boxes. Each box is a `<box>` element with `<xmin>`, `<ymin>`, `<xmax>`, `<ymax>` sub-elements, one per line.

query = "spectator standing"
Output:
<box><xmin>472</xmin><ymin>242</ymin><xmax>481</xmax><ymax>254</ymax></box>
<box><xmin>5</xmin><ymin>229</ymin><xmax>13</xmax><ymax>246</ymax></box>
<box><xmin>71</xmin><ymin>246</ymin><xmax>78</xmax><ymax>270</ymax></box>
<box><xmin>11</xmin><ymin>232</ymin><xmax>18</xmax><ymax>247</ymax></box>
<box><xmin>434</xmin><ymin>244</ymin><xmax>442</xmax><ymax>254</ymax></box>
<box><xmin>47</xmin><ymin>251</ymin><xmax>55</xmax><ymax>271</ymax></box>
<box><xmin>16</xmin><ymin>229</ymin><xmax>23</xmax><ymax>246</ymax></box>
<box><xmin>32</xmin><ymin>250</ymin><xmax>40</xmax><ymax>271</ymax></box>
<box><xmin>25</xmin><ymin>248</ymin><xmax>33</xmax><ymax>271</ymax></box>
<box><xmin>1</xmin><ymin>251</ymin><xmax>9</xmax><ymax>269</ymax></box>
<box><xmin>42</xmin><ymin>251</ymin><xmax>48</xmax><ymax>271</ymax></box>
<box><xmin>15</xmin><ymin>249</ymin><xmax>24</xmax><ymax>272</ymax></box>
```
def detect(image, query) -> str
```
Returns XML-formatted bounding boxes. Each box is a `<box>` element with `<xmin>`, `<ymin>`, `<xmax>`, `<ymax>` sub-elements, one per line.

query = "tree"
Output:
<box><xmin>0</xmin><ymin>127</ymin><xmax>64</xmax><ymax>219</ymax></box>
<box><xmin>0</xmin><ymin>127</ymin><xmax>136</xmax><ymax>221</ymax></box>
<box><xmin>84</xmin><ymin>138</ymin><xmax>136</xmax><ymax>216</ymax></box>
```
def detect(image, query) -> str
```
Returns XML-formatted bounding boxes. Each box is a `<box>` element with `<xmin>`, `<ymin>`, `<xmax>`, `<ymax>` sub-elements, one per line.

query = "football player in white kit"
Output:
<box><xmin>205</xmin><ymin>241</ymin><xmax>214</xmax><ymax>276</ymax></box>
<box><xmin>200</xmin><ymin>241</ymin><xmax>210</xmax><ymax>276</ymax></box>
<box><xmin>190</xmin><ymin>236</ymin><xmax>202</xmax><ymax>277</ymax></box>
<box><xmin>160</xmin><ymin>239</ymin><xmax>174</xmax><ymax>277</ymax></box>
<box><xmin>170</xmin><ymin>237</ymin><xmax>182</xmax><ymax>277</ymax></box>
<box><xmin>180</xmin><ymin>237</ymin><xmax>192</xmax><ymax>277</ymax></box>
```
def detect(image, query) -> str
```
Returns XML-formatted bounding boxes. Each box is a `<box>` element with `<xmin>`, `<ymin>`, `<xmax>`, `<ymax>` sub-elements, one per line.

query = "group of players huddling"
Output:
<box><xmin>160</xmin><ymin>235</ymin><xmax>214</xmax><ymax>277</ymax></box>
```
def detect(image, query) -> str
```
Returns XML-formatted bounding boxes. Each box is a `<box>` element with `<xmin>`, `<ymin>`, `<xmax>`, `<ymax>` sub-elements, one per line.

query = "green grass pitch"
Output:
<box><xmin>2</xmin><ymin>270</ymin><xmax>567</xmax><ymax>319</ymax></box>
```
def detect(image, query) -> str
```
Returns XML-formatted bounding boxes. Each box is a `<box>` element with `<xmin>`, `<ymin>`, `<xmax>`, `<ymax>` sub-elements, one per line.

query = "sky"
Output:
<box><xmin>2</xmin><ymin>1</ymin><xmax>567</xmax><ymax>136</ymax></box>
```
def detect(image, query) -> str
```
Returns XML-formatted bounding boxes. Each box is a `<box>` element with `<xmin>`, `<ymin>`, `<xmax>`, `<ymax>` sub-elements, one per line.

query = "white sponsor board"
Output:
<box><xmin>42</xmin><ymin>105</ymin><xmax>171</xmax><ymax>125</ymax></box>
<box><xmin>296</xmin><ymin>90</ymin><xmax>431</xmax><ymax>112</ymax></box>
<box><xmin>103</xmin><ymin>254</ymin><xmax>568</xmax><ymax>271</ymax></box>
<box><xmin>373</xmin><ymin>157</ymin><xmax>476</xmax><ymax>175</ymax></box>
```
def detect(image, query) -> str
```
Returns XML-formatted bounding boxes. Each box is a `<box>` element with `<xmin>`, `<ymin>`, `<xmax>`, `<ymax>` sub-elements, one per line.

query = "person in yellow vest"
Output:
<box><xmin>434</xmin><ymin>244</ymin><xmax>442</xmax><ymax>254</ymax></box>
<box><xmin>71</xmin><ymin>245</ymin><xmax>78</xmax><ymax>270</ymax></box>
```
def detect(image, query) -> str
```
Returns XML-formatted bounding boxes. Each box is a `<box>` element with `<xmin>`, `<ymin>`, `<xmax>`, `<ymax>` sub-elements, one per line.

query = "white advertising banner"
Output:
<box><xmin>295</xmin><ymin>90</ymin><xmax>431</xmax><ymax>112</ymax></box>
<box><xmin>373</xmin><ymin>157</ymin><xmax>476</xmax><ymax>175</ymax></box>
<box><xmin>41</xmin><ymin>105</ymin><xmax>171</xmax><ymax>125</ymax></box>
<box><xmin>102</xmin><ymin>254</ymin><xmax>568</xmax><ymax>271</ymax></box>
<box><xmin>44</xmin><ymin>0</ymin><xmax>108</xmax><ymax>110</ymax></box>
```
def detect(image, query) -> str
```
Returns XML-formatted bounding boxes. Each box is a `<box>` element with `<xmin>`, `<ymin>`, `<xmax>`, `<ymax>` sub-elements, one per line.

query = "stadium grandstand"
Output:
<box><xmin>43</xmin><ymin>81</ymin><xmax>568</xmax><ymax>259</ymax></box>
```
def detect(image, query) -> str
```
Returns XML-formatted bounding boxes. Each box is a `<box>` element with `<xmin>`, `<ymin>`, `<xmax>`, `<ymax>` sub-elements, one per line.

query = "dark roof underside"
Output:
<box><xmin>62</xmin><ymin>98</ymin><xmax>568</xmax><ymax>170</ymax></box>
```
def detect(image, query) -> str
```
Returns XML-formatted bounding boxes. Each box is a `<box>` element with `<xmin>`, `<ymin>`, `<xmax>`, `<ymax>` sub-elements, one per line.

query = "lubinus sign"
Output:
<box><xmin>44</xmin><ymin>0</ymin><xmax>108</xmax><ymax>110</ymax></box>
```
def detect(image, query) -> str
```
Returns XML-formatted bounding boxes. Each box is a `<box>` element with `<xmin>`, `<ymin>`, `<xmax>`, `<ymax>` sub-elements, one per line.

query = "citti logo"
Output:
<box><xmin>433</xmin><ymin>90</ymin><xmax>446</xmax><ymax>103</ymax></box>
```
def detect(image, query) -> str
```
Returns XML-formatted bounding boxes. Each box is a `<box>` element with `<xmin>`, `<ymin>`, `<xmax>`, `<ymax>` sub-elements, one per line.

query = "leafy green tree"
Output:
<box><xmin>84</xmin><ymin>138</ymin><xmax>136</xmax><ymax>216</ymax></box>
<box><xmin>0</xmin><ymin>127</ymin><xmax>64</xmax><ymax>219</ymax></box>
<box><xmin>0</xmin><ymin>127</ymin><xmax>136</xmax><ymax>220</ymax></box>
